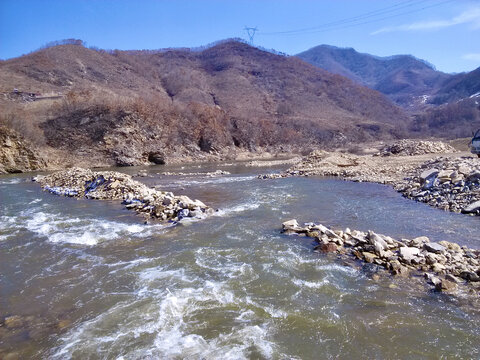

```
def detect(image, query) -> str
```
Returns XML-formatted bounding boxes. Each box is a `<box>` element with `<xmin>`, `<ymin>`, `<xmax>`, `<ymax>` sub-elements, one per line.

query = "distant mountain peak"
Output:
<box><xmin>297</xmin><ymin>44</ymin><xmax>448</xmax><ymax>109</ymax></box>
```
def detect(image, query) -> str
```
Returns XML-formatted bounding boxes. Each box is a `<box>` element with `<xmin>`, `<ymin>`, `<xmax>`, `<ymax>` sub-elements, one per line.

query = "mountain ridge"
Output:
<box><xmin>0</xmin><ymin>40</ymin><xmax>409</xmax><ymax>170</ymax></box>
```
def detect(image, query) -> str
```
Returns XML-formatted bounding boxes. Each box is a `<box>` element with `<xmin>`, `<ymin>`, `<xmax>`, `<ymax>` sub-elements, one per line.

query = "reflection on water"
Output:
<box><xmin>0</xmin><ymin>164</ymin><xmax>479</xmax><ymax>359</ymax></box>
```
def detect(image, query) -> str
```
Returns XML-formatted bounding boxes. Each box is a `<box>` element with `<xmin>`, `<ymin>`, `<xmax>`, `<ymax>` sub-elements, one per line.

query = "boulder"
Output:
<box><xmin>424</xmin><ymin>242</ymin><xmax>446</xmax><ymax>254</ymax></box>
<box><xmin>282</xmin><ymin>219</ymin><xmax>299</xmax><ymax>232</ymax></box>
<box><xmin>459</xmin><ymin>271</ymin><xmax>480</xmax><ymax>282</ymax></box>
<box><xmin>461</xmin><ymin>200</ymin><xmax>480</xmax><ymax>214</ymax></box>
<box><xmin>314</xmin><ymin>243</ymin><xmax>337</xmax><ymax>253</ymax></box>
<box><xmin>420</xmin><ymin>168</ymin><xmax>439</xmax><ymax>183</ymax></box>
<box><xmin>399</xmin><ymin>246</ymin><xmax>420</xmax><ymax>261</ymax></box>
<box><xmin>368</xmin><ymin>231</ymin><xmax>388</xmax><ymax>252</ymax></box>
<box><xmin>438</xmin><ymin>240</ymin><xmax>461</xmax><ymax>251</ymax></box>
<box><xmin>435</xmin><ymin>279</ymin><xmax>457</xmax><ymax>292</ymax></box>
<box><xmin>363</xmin><ymin>252</ymin><xmax>377</xmax><ymax>263</ymax></box>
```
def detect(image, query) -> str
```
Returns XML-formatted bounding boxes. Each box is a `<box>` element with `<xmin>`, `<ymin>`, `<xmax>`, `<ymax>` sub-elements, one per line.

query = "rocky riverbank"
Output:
<box><xmin>259</xmin><ymin>140</ymin><xmax>459</xmax><ymax>183</ymax></box>
<box><xmin>258</xmin><ymin>140</ymin><xmax>480</xmax><ymax>216</ymax></box>
<box><xmin>258</xmin><ymin>149</ymin><xmax>422</xmax><ymax>183</ymax></box>
<box><xmin>376</xmin><ymin>139</ymin><xmax>457</xmax><ymax>156</ymax></box>
<box><xmin>282</xmin><ymin>220</ymin><xmax>480</xmax><ymax>296</ymax></box>
<box><xmin>33</xmin><ymin>167</ymin><xmax>212</xmax><ymax>222</ymax></box>
<box><xmin>395</xmin><ymin>156</ymin><xmax>480</xmax><ymax>214</ymax></box>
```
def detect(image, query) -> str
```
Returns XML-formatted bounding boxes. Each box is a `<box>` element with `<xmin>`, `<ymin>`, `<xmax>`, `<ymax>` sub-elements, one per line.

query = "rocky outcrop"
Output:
<box><xmin>376</xmin><ymin>139</ymin><xmax>456</xmax><ymax>156</ymax></box>
<box><xmin>34</xmin><ymin>167</ymin><xmax>212</xmax><ymax>222</ymax></box>
<box><xmin>0</xmin><ymin>126</ymin><xmax>46</xmax><ymax>174</ymax></box>
<box><xmin>396</xmin><ymin>156</ymin><xmax>480</xmax><ymax>214</ymax></box>
<box><xmin>282</xmin><ymin>220</ymin><xmax>480</xmax><ymax>295</ymax></box>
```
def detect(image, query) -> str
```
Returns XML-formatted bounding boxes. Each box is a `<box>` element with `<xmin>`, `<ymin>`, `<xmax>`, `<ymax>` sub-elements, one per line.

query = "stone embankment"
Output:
<box><xmin>396</xmin><ymin>156</ymin><xmax>480</xmax><ymax>214</ymax></box>
<box><xmin>33</xmin><ymin>167</ymin><xmax>212</xmax><ymax>222</ymax></box>
<box><xmin>282</xmin><ymin>220</ymin><xmax>480</xmax><ymax>295</ymax></box>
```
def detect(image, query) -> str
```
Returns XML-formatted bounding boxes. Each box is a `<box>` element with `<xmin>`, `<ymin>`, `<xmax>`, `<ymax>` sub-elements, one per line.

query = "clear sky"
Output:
<box><xmin>1</xmin><ymin>0</ymin><xmax>479</xmax><ymax>73</ymax></box>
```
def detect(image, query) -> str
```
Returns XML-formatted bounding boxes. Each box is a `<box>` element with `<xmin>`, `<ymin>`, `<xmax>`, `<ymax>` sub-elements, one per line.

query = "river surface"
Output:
<box><xmin>1</xmin><ymin>162</ymin><xmax>479</xmax><ymax>359</ymax></box>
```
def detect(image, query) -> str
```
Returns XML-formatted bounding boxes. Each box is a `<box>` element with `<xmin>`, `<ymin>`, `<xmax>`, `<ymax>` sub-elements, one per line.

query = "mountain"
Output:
<box><xmin>0</xmin><ymin>40</ymin><xmax>409</xmax><ymax>170</ymax></box>
<box><xmin>430</xmin><ymin>67</ymin><xmax>480</xmax><ymax>104</ymax></box>
<box><xmin>297</xmin><ymin>45</ymin><xmax>450</xmax><ymax>109</ymax></box>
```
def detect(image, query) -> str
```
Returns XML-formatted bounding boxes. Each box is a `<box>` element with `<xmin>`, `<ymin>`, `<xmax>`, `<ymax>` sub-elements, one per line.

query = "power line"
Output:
<box><xmin>259</xmin><ymin>0</ymin><xmax>454</xmax><ymax>36</ymax></box>
<box><xmin>260</xmin><ymin>0</ymin><xmax>422</xmax><ymax>35</ymax></box>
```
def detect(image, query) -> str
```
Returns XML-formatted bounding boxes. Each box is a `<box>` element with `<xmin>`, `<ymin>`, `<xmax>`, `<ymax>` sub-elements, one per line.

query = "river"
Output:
<box><xmin>1</xmin><ymin>162</ymin><xmax>479</xmax><ymax>359</ymax></box>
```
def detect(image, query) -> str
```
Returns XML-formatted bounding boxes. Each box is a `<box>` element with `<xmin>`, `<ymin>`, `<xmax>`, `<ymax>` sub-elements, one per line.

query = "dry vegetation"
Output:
<box><xmin>0</xmin><ymin>39</ymin><xmax>450</xmax><ymax>170</ymax></box>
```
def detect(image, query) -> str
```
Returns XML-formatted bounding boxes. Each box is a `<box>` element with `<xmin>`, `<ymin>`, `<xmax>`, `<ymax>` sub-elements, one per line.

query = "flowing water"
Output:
<box><xmin>1</xmin><ymin>163</ymin><xmax>479</xmax><ymax>359</ymax></box>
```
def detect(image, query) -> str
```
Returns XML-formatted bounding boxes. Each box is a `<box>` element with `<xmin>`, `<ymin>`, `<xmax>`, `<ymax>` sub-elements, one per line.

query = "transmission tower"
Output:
<box><xmin>244</xmin><ymin>26</ymin><xmax>258</xmax><ymax>44</ymax></box>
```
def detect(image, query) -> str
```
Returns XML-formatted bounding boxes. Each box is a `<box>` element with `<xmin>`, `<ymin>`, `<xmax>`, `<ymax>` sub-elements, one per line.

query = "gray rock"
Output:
<box><xmin>435</xmin><ymin>279</ymin><xmax>457</xmax><ymax>292</ymax></box>
<box><xmin>461</xmin><ymin>200</ymin><xmax>480</xmax><ymax>214</ymax></box>
<box><xmin>368</xmin><ymin>231</ymin><xmax>388</xmax><ymax>252</ymax></box>
<box><xmin>424</xmin><ymin>242</ymin><xmax>446</xmax><ymax>254</ymax></box>
<box><xmin>460</xmin><ymin>271</ymin><xmax>480</xmax><ymax>282</ymax></box>
<box><xmin>445</xmin><ymin>274</ymin><xmax>462</xmax><ymax>283</ymax></box>
<box><xmin>363</xmin><ymin>252</ymin><xmax>377</xmax><ymax>263</ymax></box>
<box><xmin>282</xmin><ymin>219</ymin><xmax>299</xmax><ymax>232</ymax></box>
<box><xmin>177</xmin><ymin>209</ymin><xmax>190</xmax><ymax>219</ymax></box>
<box><xmin>420</xmin><ymin>168</ymin><xmax>439</xmax><ymax>183</ymax></box>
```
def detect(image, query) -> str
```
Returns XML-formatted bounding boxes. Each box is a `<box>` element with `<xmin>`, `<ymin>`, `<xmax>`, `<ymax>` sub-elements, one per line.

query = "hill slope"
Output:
<box><xmin>430</xmin><ymin>67</ymin><xmax>480</xmax><ymax>104</ymax></box>
<box><xmin>0</xmin><ymin>40</ymin><xmax>409</xmax><ymax>170</ymax></box>
<box><xmin>297</xmin><ymin>44</ymin><xmax>450</xmax><ymax>109</ymax></box>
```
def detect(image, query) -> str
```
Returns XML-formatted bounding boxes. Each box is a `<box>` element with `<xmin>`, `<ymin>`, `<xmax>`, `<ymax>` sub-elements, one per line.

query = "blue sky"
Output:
<box><xmin>1</xmin><ymin>0</ymin><xmax>479</xmax><ymax>73</ymax></box>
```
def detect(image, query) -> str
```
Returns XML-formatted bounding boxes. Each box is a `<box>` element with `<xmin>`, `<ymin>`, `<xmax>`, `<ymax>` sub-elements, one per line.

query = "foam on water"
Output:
<box><xmin>292</xmin><ymin>278</ymin><xmax>331</xmax><ymax>289</ymax></box>
<box><xmin>52</xmin><ymin>268</ymin><xmax>277</xmax><ymax>359</ymax></box>
<box><xmin>166</xmin><ymin>175</ymin><xmax>257</xmax><ymax>187</ymax></box>
<box><xmin>0</xmin><ymin>177</ymin><xmax>24</xmax><ymax>185</ymax></box>
<box><xmin>213</xmin><ymin>202</ymin><xmax>260</xmax><ymax>217</ymax></box>
<box><xmin>24</xmin><ymin>211</ymin><xmax>167</xmax><ymax>245</ymax></box>
<box><xmin>0</xmin><ymin>202</ymin><xmax>171</xmax><ymax>245</ymax></box>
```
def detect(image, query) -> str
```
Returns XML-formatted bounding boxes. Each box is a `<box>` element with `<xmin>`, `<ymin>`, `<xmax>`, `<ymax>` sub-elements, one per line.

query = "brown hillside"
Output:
<box><xmin>0</xmin><ymin>40</ymin><xmax>410</xmax><ymax>170</ymax></box>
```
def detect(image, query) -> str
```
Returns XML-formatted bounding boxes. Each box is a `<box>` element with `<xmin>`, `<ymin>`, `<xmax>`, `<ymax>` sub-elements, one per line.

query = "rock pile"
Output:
<box><xmin>258</xmin><ymin>150</ymin><xmax>412</xmax><ymax>183</ymax></box>
<box><xmin>396</xmin><ymin>156</ymin><xmax>480</xmax><ymax>214</ymax></box>
<box><xmin>282</xmin><ymin>220</ymin><xmax>480</xmax><ymax>294</ymax></box>
<box><xmin>377</xmin><ymin>140</ymin><xmax>457</xmax><ymax>157</ymax></box>
<box><xmin>34</xmin><ymin>167</ymin><xmax>212</xmax><ymax>222</ymax></box>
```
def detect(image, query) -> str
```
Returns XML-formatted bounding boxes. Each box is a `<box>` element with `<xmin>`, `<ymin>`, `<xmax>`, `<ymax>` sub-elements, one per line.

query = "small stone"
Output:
<box><xmin>372</xmin><ymin>274</ymin><xmax>381</xmax><ymax>281</ymax></box>
<box><xmin>432</xmin><ymin>263</ymin><xmax>446</xmax><ymax>273</ymax></box>
<box><xmin>4</xmin><ymin>315</ymin><xmax>23</xmax><ymax>329</ymax></box>
<box><xmin>282</xmin><ymin>219</ymin><xmax>299</xmax><ymax>232</ymax></box>
<box><xmin>435</xmin><ymin>279</ymin><xmax>457</xmax><ymax>292</ymax></box>
<box><xmin>314</xmin><ymin>242</ymin><xmax>337</xmax><ymax>253</ymax></box>
<box><xmin>462</xmin><ymin>200</ymin><xmax>480</xmax><ymax>214</ymax></box>
<box><xmin>420</xmin><ymin>168</ymin><xmax>439</xmax><ymax>183</ymax></box>
<box><xmin>438</xmin><ymin>241</ymin><xmax>461</xmax><ymax>251</ymax></box>
<box><xmin>363</xmin><ymin>252</ymin><xmax>377</xmax><ymax>263</ymax></box>
<box><xmin>57</xmin><ymin>319</ymin><xmax>72</xmax><ymax>329</ymax></box>
<box><xmin>410</xmin><ymin>236</ymin><xmax>429</xmax><ymax>247</ymax></box>
<box><xmin>459</xmin><ymin>271</ymin><xmax>480</xmax><ymax>282</ymax></box>
<box><xmin>445</xmin><ymin>274</ymin><xmax>462</xmax><ymax>283</ymax></box>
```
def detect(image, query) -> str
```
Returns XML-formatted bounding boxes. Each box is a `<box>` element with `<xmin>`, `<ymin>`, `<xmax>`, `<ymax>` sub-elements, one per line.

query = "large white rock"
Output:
<box><xmin>399</xmin><ymin>246</ymin><xmax>420</xmax><ymax>261</ymax></box>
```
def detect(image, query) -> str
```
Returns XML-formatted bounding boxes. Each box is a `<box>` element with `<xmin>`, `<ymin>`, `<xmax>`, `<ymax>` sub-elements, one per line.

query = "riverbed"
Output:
<box><xmin>1</xmin><ymin>163</ymin><xmax>479</xmax><ymax>359</ymax></box>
